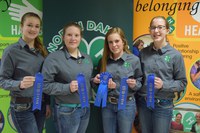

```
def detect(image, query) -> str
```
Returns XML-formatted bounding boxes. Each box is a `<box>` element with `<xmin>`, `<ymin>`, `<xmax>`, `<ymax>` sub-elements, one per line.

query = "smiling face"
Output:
<box><xmin>175</xmin><ymin>113</ymin><xmax>182</xmax><ymax>123</ymax></box>
<box><xmin>21</xmin><ymin>16</ymin><xmax>41</xmax><ymax>43</ymax></box>
<box><xmin>63</xmin><ymin>25</ymin><xmax>82</xmax><ymax>51</ymax></box>
<box><xmin>107</xmin><ymin>33</ymin><xmax>124</xmax><ymax>59</ymax></box>
<box><xmin>149</xmin><ymin>17</ymin><xmax>169</xmax><ymax>45</ymax></box>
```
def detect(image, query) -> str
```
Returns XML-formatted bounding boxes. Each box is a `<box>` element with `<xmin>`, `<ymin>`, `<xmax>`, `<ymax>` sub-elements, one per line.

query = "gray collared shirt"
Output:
<box><xmin>139</xmin><ymin>43</ymin><xmax>187</xmax><ymax>99</ymax></box>
<box><xmin>42</xmin><ymin>47</ymin><xmax>93</xmax><ymax>104</ymax></box>
<box><xmin>0</xmin><ymin>38</ymin><xmax>44</xmax><ymax>97</ymax></box>
<box><xmin>101</xmin><ymin>52</ymin><xmax>143</xmax><ymax>97</ymax></box>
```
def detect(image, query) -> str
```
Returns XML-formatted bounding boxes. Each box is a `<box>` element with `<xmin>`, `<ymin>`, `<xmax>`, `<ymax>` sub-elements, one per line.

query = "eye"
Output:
<box><xmin>27</xmin><ymin>24</ymin><xmax>33</xmax><ymax>27</ymax></box>
<box><xmin>158</xmin><ymin>26</ymin><xmax>165</xmax><ymax>30</ymax></box>
<box><xmin>35</xmin><ymin>25</ymin><xmax>40</xmax><ymax>28</ymax></box>
<box><xmin>75</xmin><ymin>34</ymin><xmax>80</xmax><ymax>37</ymax></box>
<box><xmin>114</xmin><ymin>40</ymin><xmax>120</xmax><ymax>43</ymax></box>
<box><xmin>108</xmin><ymin>41</ymin><xmax>113</xmax><ymax>44</ymax></box>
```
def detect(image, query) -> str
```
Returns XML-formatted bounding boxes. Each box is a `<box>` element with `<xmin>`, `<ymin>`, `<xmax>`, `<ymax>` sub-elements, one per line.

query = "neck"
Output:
<box><xmin>68</xmin><ymin>48</ymin><xmax>79</xmax><ymax>58</ymax></box>
<box><xmin>111</xmin><ymin>52</ymin><xmax>123</xmax><ymax>60</ymax></box>
<box><xmin>22</xmin><ymin>37</ymin><xmax>35</xmax><ymax>48</ymax></box>
<box><xmin>153</xmin><ymin>41</ymin><xmax>167</xmax><ymax>50</ymax></box>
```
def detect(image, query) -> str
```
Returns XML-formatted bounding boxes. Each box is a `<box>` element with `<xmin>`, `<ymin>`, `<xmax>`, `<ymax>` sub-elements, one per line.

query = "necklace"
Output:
<box><xmin>30</xmin><ymin>48</ymin><xmax>36</xmax><ymax>52</ymax></box>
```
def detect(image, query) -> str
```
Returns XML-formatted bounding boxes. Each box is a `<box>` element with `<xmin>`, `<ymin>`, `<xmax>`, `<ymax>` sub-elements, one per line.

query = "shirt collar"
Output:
<box><xmin>18</xmin><ymin>37</ymin><xmax>27</xmax><ymax>48</ymax></box>
<box><xmin>63</xmin><ymin>46</ymin><xmax>84</xmax><ymax>59</ymax></box>
<box><xmin>109</xmin><ymin>52</ymin><xmax>127</xmax><ymax>62</ymax></box>
<box><xmin>151</xmin><ymin>42</ymin><xmax>170</xmax><ymax>54</ymax></box>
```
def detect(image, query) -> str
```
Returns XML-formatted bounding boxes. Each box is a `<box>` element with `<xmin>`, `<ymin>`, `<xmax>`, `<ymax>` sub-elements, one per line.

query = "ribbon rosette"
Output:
<box><xmin>94</xmin><ymin>72</ymin><xmax>112</xmax><ymax>108</ymax></box>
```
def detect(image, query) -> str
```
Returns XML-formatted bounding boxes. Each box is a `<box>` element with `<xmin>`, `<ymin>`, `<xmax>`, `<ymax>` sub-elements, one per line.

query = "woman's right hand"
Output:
<box><xmin>70</xmin><ymin>80</ymin><xmax>78</xmax><ymax>93</ymax></box>
<box><xmin>20</xmin><ymin>76</ymin><xmax>35</xmax><ymax>90</ymax></box>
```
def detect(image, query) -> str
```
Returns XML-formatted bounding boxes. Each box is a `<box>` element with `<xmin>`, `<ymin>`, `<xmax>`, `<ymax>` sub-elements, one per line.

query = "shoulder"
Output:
<box><xmin>123</xmin><ymin>53</ymin><xmax>140</xmax><ymax>63</ymax></box>
<box><xmin>81</xmin><ymin>52</ymin><xmax>91</xmax><ymax>59</ymax></box>
<box><xmin>3</xmin><ymin>42</ymin><xmax>21</xmax><ymax>56</ymax></box>
<box><xmin>44</xmin><ymin>50</ymin><xmax>64</xmax><ymax>63</ymax></box>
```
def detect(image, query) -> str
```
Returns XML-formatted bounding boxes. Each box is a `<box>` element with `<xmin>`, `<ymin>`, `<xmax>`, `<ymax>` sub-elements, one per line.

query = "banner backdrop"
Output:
<box><xmin>43</xmin><ymin>0</ymin><xmax>133</xmax><ymax>133</ymax></box>
<box><xmin>0</xmin><ymin>0</ymin><xmax>42</xmax><ymax>132</ymax></box>
<box><xmin>133</xmin><ymin>0</ymin><xmax>200</xmax><ymax>132</ymax></box>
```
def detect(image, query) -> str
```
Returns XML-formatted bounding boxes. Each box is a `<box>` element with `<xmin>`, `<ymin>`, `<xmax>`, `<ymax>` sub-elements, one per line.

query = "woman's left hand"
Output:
<box><xmin>108</xmin><ymin>79</ymin><xmax>116</xmax><ymax>89</ymax></box>
<box><xmin>154</xmin><ymin>77</ymin><xmax>163</xmax><ymax>90</ymax></box>
<box><xmin>127</xmin><ymin>78</ymin><xmax>136</xmax><ymax>89</ymax></box>
<box><xmin>45</xmin><ymin>105</ymin><xmax>51</xmax><ymax>118</ymax></box>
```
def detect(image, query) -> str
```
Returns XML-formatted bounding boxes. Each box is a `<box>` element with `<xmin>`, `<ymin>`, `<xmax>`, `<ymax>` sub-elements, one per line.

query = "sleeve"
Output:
<box><xmin>190</xmin><ymin>66</ymin><xmax>197</xmax><ymax>74</ymax></box>
<box><xmin>130</xmin><ymin>57</ymin><xmax>143</xmax><ymax>91</ymax></box>
<box><xmin>43</xmin><ymin>93</ymin><xmax>50</xmax><ymax>105</ymax></box>
<box><xmin>162</xmin><ymin>53</ymin><xmax>187</xmax><ymax>92</ymax></box>
<box><xmin>42</xmin><ymin>55</ymin><xmax>71</xmax><ymax>95</ymax></box>
<box><xmin>90</xmin><ymin>58</ymin><xmax>101</xmax><ymax>89</ymax></box>
<box><xmin>191</xmin><ymin>123</ymin><xmax>196</xmax><ymax>132</ymax></box>
<box><xmin>132</xmin><ymin>46</ymin><xmax>139</xmax><ymax>57</ymax></box>
<box><xmin>0</xmin><ymin>48</ymin><xmax>21</xmax><ymax>91</ymax></box>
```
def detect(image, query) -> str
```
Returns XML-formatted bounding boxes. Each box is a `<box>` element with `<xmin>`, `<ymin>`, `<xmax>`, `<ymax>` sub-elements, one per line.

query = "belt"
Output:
<box><xmin>154</xmin><ymin>98</ymin><xmax>172</xmax><ymax>104</ymax></box>
<box><xmin>107</xmin><ymin>96</ymin><xmax>133</xmax><ymax>104</ymax></box>
<box><xmin>144</xmin><ymin>97</ymin><xmax>172</xmax><ymax>104</ymax></box>
<box><xmin>11</xmin><ymin>97</ymin><xmax>32</xmax><ymax>104</ymax></box>
<box><xmin>56</xmin><ymin>103</ymin><xmax>81</xmax><ymax>108</ymax></box>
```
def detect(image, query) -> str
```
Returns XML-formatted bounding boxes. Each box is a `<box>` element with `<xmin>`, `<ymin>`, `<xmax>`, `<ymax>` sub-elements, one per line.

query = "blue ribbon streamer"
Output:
<box><xmin>147</xmin><ymin>74</ymin><xmax>155</xmax><ymax>109</ymax></box>
<box><xmin>77</xmin><ymin>73</ymin><xmax>89</xmax><ymax>108</ymax></box>
<box><xmin>94</xmin><ymin>72</ymin><xmax>112</xmax><ymax>108</ymax></box>
<box><xmin>118</xmin><ymin>77</ymin><xmax>128</xmax><ymax>110</ymax></box>
<box><xmin>32</xmin><ymin>73</ymin><xmax>43</xmax><ymax>111</ymax></box>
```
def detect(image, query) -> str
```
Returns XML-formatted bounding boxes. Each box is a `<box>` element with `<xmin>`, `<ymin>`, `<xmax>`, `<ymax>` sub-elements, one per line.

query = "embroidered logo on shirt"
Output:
<box><xmin>123</xmin><ymin>62</ymin><xmax>131</xmax><ymax>68</ymax></box>
<box><xmin>165</xmin><ymin>55</ymin><xmax>171</xmax><ymax>62</ymax></box>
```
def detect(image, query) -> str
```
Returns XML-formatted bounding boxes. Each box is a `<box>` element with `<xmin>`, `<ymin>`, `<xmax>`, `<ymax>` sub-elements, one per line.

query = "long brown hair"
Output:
<box><xmin>100</xmin><ymin>27</ymin><xmax>131</xmax><ymax>72</ymax></box>
<box><xmin>21</xmin><ymin>12</ymin><xmax>48</xmax><ymax>57</ymax></box>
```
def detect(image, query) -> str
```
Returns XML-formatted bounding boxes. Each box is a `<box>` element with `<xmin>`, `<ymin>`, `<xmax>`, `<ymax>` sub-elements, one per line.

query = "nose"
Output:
<box><xmin>71</xmin><ymin>35</ymin><xmax>76</xmax><ymax>40</ymax></box>
<box><xmin>154</xmin><ymin>27</ymin><xmax>159</xmax><ymax>32</ymax></box>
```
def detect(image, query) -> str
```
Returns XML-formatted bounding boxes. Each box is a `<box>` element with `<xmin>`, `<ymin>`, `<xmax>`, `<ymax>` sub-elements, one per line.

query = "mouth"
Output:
<box><xmin>153</xmin><ymin>34</ymin><xmax>160</xmax><ymax>39</ymax></box>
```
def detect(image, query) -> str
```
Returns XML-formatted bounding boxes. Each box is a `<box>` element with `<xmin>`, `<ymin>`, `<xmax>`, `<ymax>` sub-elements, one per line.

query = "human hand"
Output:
<box><xmin>127</xmin><ymin>78</ymin><xmax>136</xmax><ymax>89</ymax></box>
<box><xmin>154</xmin><ymin>77</ymin><xmax>163</xmax><ymax>90</ymax></box>
<box><xmin>93</xmin><ymin>74</ymin><xmax>100</xmax><ymax>84</ymax></box>
<box><xmin>8</xmin><ymin>0</ymin><xmax>42</xmax><ymax>21</ymax></box>
<box><xmin>70</xmin><ymin>80</ymin><xmax>78</xmax><ymax>93</ymax></box>
<box><xmin>108</xmin><ymin>79</ymin><xmax>116</xmax><ymax>89</ymax></box>
<box><xmin>45</xmin><ymin>105</ymin><xmax>51</xmax><ymax>118</ymax></box>
<box><xmin>20</xmin><ymin>76</ymin><xmax>35</xmax><ymax>89</ymax></box>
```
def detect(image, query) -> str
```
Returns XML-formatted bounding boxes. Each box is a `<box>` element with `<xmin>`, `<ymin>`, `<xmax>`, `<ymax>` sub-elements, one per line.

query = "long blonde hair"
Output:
<box><xmin>100</xmin><ymin>27</ymin><xmax>131</xmax><ymax>72</ymax></box>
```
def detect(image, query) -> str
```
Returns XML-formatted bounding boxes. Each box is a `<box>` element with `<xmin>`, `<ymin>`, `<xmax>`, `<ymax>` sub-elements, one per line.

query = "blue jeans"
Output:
<box><xmin>55</xmin><ymin>104</ymin><xmax>90</xmax><ymax>133</ymax></box>
<box><xmin>10</xmin><ymin>103</ymin><xmax>39</xmax><ymax>133</ymax></box>
<box><xmin>102</xmin><ymin>98</ymin><xmax>136</xmax><ymax>133</ymax></box>
<box><xmin>137</xmin><ymin>96</ymin><xmax>173</xmax><ymax>133</ymax></box>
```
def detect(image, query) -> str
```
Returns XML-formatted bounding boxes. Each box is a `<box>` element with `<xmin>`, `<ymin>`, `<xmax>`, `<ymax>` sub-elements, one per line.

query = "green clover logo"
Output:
<box><xmin>167</xmin><ymin>16</ymin><xmax>175</xmax><ymax>34</ymax></box>
<box><xmin>164</xmin><ymin>55</ymin><xmax>171</xmax><ymax>62</ymax></box>
<box><xmin>123</xmin><ymin>62</ymin><xmax>131</xmax><ymax>68</ymax></box>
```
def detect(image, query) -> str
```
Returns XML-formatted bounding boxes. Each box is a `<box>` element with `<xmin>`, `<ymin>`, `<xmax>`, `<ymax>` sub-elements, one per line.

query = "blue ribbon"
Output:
<box><xmin>32</xmin><ymin>73</ymin><xmax>43</xmax><ymax>111</ymax></box>
<box><xmin>94</xmin><ymin>72</ymin><xmax>112</xmax><ymax>108</ymax></box>
<box><xmin>147</xmin><ymin>74</ymin><xmax>155</xmax><ymax>109</ymax></box>
<box><xmin>118</xmin><ymin>77</ymin><xmax>128</xmax><ymax>110</ymax></box>
<box><xmin>77</xmin><ymin>73</ymin><xmax>89</xmax><ymax>108</ymax></box>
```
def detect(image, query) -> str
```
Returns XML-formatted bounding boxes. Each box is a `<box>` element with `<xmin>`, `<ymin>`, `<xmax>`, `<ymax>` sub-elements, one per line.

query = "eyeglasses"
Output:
<box><xmin>149</xmin><ymin>25</ymin><xmax>166</xmax><ymax>31</ymax></box>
